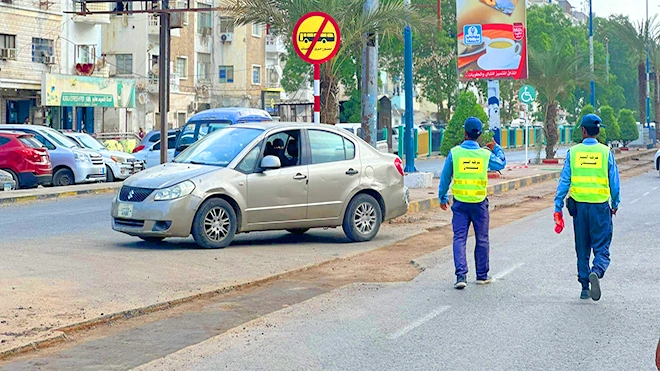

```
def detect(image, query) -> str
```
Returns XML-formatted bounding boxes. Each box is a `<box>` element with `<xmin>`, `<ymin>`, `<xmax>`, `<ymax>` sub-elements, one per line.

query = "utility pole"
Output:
<box><xmin>361</xmin><ymin>0</ymin><xmax>378</xmax><ymax>148</ymax></box>
<box><xmin>646</xmin><ymin>0</ymin><xmax>651</xmax><ymax>132</ymax></box>
<box><xmin>605</xmin><ymin>37</ymin><xmax>609</xmax><ymax>84</ymax></box>
<box><xmin>158</xmin><ymin>0</ymin><xmax>171</xmax><ymax>164</ymax></box>
<box><xmin>588</xmin><ymin>0</ymin><xmax>595</xmax><ymax>107</ymax></box>
<box><xmin>403</xmin><ymin>0</ymin><xmax>416</xmax><ymax>173</ymax></box>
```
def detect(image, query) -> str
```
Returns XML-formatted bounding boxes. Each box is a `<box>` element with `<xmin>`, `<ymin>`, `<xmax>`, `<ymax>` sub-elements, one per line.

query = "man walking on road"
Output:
<box><xmin>438</xmin><ymin>117</ymin><xmax>506</xmax><ymax>289</ymax></box>
<box><xmin>554</xmin><ymin>114</ymin><xmax>620</xmax><ymax>301</ymax></box>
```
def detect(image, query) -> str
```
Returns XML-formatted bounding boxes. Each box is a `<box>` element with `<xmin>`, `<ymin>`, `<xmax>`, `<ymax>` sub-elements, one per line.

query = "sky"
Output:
<box><xmin>592</xmin><ymin>0</ymin><xmax>659</xmax><ymax>23</ymax></box>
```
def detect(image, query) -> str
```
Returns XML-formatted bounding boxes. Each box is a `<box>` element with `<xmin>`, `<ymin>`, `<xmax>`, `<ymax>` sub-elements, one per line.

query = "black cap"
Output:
<box><xmin>463</xmin><ymin>117</ymin><xmax>483</xmax><ymax>135</ymax></box>
<box><xmin>580</xmin><ymin>114</ymin><xmax>605</xmax><ymax>128</ymax></box>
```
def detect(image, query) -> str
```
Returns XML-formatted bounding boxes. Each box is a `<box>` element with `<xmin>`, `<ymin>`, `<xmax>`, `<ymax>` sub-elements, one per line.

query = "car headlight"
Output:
<box><xmin>111</xmin><ymin>156</ymin><xmax>126</xmax><ymax>163</ymax></box>
<box><xmin>154</xmin><ymin>180</ymin><xmax>195</xmax><ymax>201</ymax></box>
<box><xmin>74</xmin><ymin>152</ymin><xmax>91</xmax><ymax>162</ymax></box>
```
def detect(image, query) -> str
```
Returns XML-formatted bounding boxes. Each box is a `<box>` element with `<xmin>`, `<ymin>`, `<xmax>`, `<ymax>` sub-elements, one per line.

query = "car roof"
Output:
<box><xmin>187</xmin><ymin>108</ymin><xmax>272</xmax><ymax>123</ymax></box>
<box><xmin>0</xmin><ymin>130</ymin><xmax>30</xmax><ymax>137</ymax></box>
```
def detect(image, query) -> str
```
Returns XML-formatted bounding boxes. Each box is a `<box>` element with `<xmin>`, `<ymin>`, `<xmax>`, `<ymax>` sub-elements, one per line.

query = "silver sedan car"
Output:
<box><xmin>111</xmin><ymin>122</ymin><xmax>409</xmax><ymax>248</ymax></box>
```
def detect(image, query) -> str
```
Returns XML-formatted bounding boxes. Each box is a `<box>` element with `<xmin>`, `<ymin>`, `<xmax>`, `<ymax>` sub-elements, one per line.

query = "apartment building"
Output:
<box><xmin>0</xmin><ymin>0</ymin><xmax>62</xmax><ymax>125</ymax></box>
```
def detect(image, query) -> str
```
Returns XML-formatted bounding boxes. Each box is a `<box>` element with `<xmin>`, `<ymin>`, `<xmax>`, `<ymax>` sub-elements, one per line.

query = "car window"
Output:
<box><xmin>31</xmin><ymin>133</ymin><xmax>56</xmax><ymax>150</ymax></box>
<box><xmin>235</xmin><ymin>145</ymin><xmax>261</xmax><ymax>174</ymax></box>
<box><xmin>152</xmin><ymin>136</ymin><xmax>176</xmax><ymax>151</ymax></box>
<box><xmin>0</xmin><ymin>137</ymin><xmax>9</xmax><ymax>147</ymax></box>
<box><xmin>264</xmin><ymin>130</ymin><xmax>301</xmax><ymax>168</ymax></box>
<box><xmin>174</xmin><ymin>127</ymin><xmax>262</xmax><ymax>167</ymax></box>
<box><xmin>308</xmin><ymin>130</ymin><xmax>355</xmax><ymax>164</ymax></box>
<box><xmin>149</xmin><ymin>133</ymin><xmax>160</xmax><ymax>143</ymax></box>
<box><xmin>18</xmin><ymin>136</ymin><xmax>43</xmax><ymax>149</ymax></box>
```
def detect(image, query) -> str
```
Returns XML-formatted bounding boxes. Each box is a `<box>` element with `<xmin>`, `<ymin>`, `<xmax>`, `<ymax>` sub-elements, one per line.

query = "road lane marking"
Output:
<box><xmin>630</xmin><ymin>198</ymin><xmax>639</xmax><ymax>204</ymax></box>
<box><xmin>387</xmin><ymin>306</ymin><xmax>451</xmax><ymax>340</ymax></box>
<box><xmin>643</xmin><ymin>191</ymin><xmax>650</xmax><ymax>196</ymax></box>
<box><xmin>653</xmin><ymin>187</ymin><xmax>658</xmax><ymax>191</ymax></box>
<box><xmin>493</xmin><ymin>263</ymin><xmax>525</xmax><ymax>280</ymax></box>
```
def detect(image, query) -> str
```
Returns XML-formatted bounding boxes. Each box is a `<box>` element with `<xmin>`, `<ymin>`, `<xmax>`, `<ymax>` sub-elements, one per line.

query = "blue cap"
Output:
<box><xmin>464</xmin><ymin>117</ymin><xmax>483</xmax><ymax>135</ymax></box>
<box><xmin>580</xmin><ymin>113</ymin><xmax>605</xmax><ymax>128</ymax></box>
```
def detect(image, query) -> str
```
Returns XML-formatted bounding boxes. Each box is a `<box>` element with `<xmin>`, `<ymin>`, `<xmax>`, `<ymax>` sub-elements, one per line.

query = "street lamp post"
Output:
<box><xmin>646</xmin><ymin>0</ymin><xmax>652</xmax><ymax>136</ymax></box>
<box><xmin>589</xmin><ymin>0</ymin><xmax>595</xmax><ymax>106</ymax></box>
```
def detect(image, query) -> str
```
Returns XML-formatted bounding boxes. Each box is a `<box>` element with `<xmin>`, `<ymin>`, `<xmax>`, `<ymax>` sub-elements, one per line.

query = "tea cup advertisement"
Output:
<box><xmin>456</xmin><ymin>0</ymin><xmax>527</xmax><ymax>80</ymax></box>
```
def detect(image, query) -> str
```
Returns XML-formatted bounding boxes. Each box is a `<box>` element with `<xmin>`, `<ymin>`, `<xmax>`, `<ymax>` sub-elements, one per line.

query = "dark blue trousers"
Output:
<box><xmin>451</xmin><ymin>199</ymin><xmax>490</xmax><ymax>279</ymax></box>
<box><xmin>572</xmin><ymin>202</ymin><xmax>613</xmax><ymax>289</ymax></box>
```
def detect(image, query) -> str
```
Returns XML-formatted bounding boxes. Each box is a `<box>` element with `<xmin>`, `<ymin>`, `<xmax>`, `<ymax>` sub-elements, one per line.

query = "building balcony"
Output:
<box><xmin>147</xmin><ymin>73</ymin><xmax>180</xmax><ymax>93</ymax></box>
<box><xmin>148</xmin><ymin>15</ymin><xmax>159</xmax><ymax>35</ymax></box>
<box><xmin>265</xmin><ymin>35</ymin><xmax>286</xmax><ymax>54</ymax></box>
<box><xmin>73</xmin><ymin>2</ymin><xmax>110</xmax><ymax>24</ymax></box>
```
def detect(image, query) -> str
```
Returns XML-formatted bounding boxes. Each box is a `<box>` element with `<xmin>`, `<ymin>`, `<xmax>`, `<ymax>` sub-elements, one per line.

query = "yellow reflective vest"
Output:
<box><xmin>451</xmin><ymin>146</ymin><xmax>491</xmax><ymax>203</ymax></box>
<box><xmin>569</xmin><ymin>143</ymin><xmax>611</xmax><ymax>203</ymax></box>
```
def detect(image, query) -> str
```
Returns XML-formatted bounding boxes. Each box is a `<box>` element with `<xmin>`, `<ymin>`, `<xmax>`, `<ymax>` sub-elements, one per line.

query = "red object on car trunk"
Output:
<box><xmin>0</xmin><ymin>132</ymin><xmax>53</xmax><ymax>188</ymax></box>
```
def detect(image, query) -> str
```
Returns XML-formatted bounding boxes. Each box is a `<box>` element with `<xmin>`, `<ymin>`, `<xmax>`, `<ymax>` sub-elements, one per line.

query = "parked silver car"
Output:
<box><xmin>111</xmin><ymin>122</ymin><xmax>409</xmax><ymax>248</ymax></box>
<box><xmin>63</xmin><ymin>132</ymin><xmax>144</xmax><ymax>182</ymax></box>
<box><xmin>0</xmin><ymin>169</ymin><xmax>15</xmax><ymax>191</ymax></box>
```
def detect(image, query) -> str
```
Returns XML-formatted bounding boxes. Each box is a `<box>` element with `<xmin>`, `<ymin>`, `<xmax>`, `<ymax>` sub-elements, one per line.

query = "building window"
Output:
<box><xmin>219</xmin><ymin>65</ymin><xmax>234</xmax><ymax>83</ymax></box>
<box><xmin>116</xmin><ymin>54</ymin><xmax>133</xmax><ymax>75</ymax></box>
<box><xmin>0</xmin><ymin>34</ymin><xmax>16</xmax><ymax>49</ymax></box>
<box><xmin>32</xmin><ymin>38</ymin><xmax>53</xmax><ymax>63</ymax></box>
<box><xmin>197</xmin><ymin>2</ymin><xmax>212</xmax><ymax>33</ymax></box>
<box><xmin>252</xmin><ymin>65</ymin><xmax>261</xmax><ymax>85</ymax></box>
<box><xmin>176</xmin><ymin>57</ymin><xmax>188</xmax><ymax>79</ymax></box>
<box><xmin>112</xmin><ymin>1</ymin><xmax>133</xmax><ymax>13</ymax></box>
<box><xmin>219</xmin><ymin>17</ymin><xmax>235</xmax><ymax>33</ymax></box>
<box><xmin>197</xmin><ymin>53</ymin><xmax>211</xmax><ymax>81</ymax></box>
<box><xmin>252</xmin><ymin>23</ymin><xmax>262</xmax><ymax>37</ymax></box>
<box><xmin>76</xmin><ymin>45</ymin><xmax>96</xmax><ymax>64</ymax></box>
<box><xmin>177</xmin><ymin>112</ymin><xmax>187</xmax><ymax>127</ymax></box>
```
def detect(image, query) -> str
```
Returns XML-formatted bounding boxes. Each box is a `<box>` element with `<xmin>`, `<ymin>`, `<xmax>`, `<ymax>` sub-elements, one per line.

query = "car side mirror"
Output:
<box><xmin>260</xmin><ymin>155</ymin><xmax>281</xmax><ymax>170</ymax></box>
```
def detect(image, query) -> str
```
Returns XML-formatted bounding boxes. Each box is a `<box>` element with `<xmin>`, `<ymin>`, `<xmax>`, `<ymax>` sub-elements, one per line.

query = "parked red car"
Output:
<box><xmin>0</xmin><ymin>132</ymin><xmax>53</xmax><ymax>188</ymax></box>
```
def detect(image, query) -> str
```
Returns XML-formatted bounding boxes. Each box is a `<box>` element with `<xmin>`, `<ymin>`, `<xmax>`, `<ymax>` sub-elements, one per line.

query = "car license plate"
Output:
<box><xmin>3</xmin><ymin>183</ymin><xmax>11</xmax><ymax>191</ymax></box>
<box><xmin>117</xmin><ymin>203</ymin><xmax>133</xmax><ymax>218</ymax></box>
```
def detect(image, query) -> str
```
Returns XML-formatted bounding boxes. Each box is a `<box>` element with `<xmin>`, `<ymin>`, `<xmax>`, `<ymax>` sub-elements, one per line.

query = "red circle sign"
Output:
<box><xmin>292</xmin><ymin>12</ymin><xmax>341</xmax><ymax>65</ymax></box>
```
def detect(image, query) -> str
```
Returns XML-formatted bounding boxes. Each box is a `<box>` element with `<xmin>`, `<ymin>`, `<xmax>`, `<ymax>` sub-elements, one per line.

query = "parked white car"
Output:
<box><xmin>132</xmin><ymin>135</ymin><xmax>176</xmax><ymax>169</ymax></box>
<box><xmin>63</xmin><ymin>132</ymin><xmax>144</xmax><ymax>182</ymax></box>
<box><xmin>655</xmin><ymin>148</ymin><xmax>660</xmax><ymax>176</ymax></box>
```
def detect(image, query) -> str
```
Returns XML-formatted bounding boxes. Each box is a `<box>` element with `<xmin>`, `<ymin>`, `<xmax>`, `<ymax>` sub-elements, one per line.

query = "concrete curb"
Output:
<box><xmin>405</xmin><ymin>148</ymin><xmax>657</xmax><ymax>214</ymax></box>
<box><xmin>0</xmin><ymin>185</ymin><xmax>121</xmax><ymax>205</ymax></box>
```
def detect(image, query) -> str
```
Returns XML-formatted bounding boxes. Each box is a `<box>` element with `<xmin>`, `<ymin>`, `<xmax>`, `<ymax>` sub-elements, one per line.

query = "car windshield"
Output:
<box><xmin>42</xmin><ymin>129</ymin><xmax>79</xmax><ymax>149</ymax></box>
<box><xmin>179</xmin><ymin>121</ymin><xmax>232</xmax><ymax>147</ymax></box>
<box><xmin>76</xmin><ymin>134</ymin><xmax>106</xmax><ymax>151</ymax></box>
<box><xmin>174</xmin><ymin>127</ymin><xmax>262</xmax><ymax>167</ymax></box>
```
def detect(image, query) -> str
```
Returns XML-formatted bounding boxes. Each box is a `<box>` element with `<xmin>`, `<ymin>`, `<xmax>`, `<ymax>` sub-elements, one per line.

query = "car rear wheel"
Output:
<box><xmin>106</xmin><ymin>165</ymin><xmax>116</xmax><ymax>182</ymax></box>
<box><xmin>286</xmin><ymin>228</ymin><xmax>310</xmax><ymax>235</ymax></box>
<box><xmin>192</xmin><ymin>198</ymin><xmax>237</xmax><ymax>249</ymax></box>
<box><xmin>139</xmin><ymin>236</ymin><xmax>164</xmax><ymax>243</ymax></box>
<box><xmin>342</xmin><ymin>194</ymin><xmax>382</xmax><ymax>242</ymax></box>
<box><xmin>3</xmin><ymin>169</ymin><xmax>19</xmax><ymax>189</ymax></box>
<box><xmin>53</xmin><ymin>168</ymin><xmax>74</xmax><ymax>186</ymax></box>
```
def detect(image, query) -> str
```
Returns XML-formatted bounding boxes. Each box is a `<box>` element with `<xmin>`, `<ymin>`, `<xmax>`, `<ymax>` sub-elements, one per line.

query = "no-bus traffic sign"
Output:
<box><xmin>292</xmin><ymin>12</ymin><xmax>341</xmax><ymax>65</ymax></box>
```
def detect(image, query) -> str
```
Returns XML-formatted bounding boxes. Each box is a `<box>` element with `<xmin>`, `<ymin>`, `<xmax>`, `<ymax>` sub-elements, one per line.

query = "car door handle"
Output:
<box><xmin>346</xmin><ymin>169</ymin><xmax>359</xmax><ymax>175</ymax></box>
<box><xmin>293</xmin><ymin>173</ymin><xmax>307</xmax><ymax>180</ymax></box>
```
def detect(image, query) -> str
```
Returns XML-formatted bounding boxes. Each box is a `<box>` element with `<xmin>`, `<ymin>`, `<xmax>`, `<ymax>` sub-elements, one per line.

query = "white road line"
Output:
<box><xmin>387</xmin><ymin>306</ymin><xmax>451</xmax><ymax>340</ymax></box>
<box><xmin>631</xmin><ymin>198</ymin><xmax>640</xmax><ymax>204</ymax></box>
<box><xmin>643</xmin><ymin>191</ymin><xmax>650</xmax><ymax>196</ymax></box>
<box><xmin>653</xmin><ymin>187</ymin><xmax>658</xmax><ymax>191</ymax></box>
<box><xmin>493</xmin><ymin>263</ymin><xmax>525</xmax><ymax>280</ymax></box>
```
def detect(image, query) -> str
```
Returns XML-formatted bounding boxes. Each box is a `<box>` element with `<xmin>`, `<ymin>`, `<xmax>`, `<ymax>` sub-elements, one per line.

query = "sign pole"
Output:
<box><xmin>524</xmin><ymin>105</ymin><xmax>529</xmax><ymax>166</ymax></box>
<box><xmin>313</xmin><ymin>64</ymin><xmax>320</xmax><ymax>124</ymax></box>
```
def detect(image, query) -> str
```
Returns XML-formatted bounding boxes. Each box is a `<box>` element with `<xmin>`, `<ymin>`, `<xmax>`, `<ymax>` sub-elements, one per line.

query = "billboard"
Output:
<box><xmin>456</xmin><ymin>0</ymin><xmax>527</xmax><ymax>80</ymax></box>
<box><xmin>42</xmin><ymin>74</ymin><xmax>136</xmax><ymax>108</ymax></box>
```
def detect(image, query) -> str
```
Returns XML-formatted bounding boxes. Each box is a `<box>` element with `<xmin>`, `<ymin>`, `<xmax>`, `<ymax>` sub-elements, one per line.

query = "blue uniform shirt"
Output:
<box><xmin>437</xmin><ymin>140</ymin><xmax>507</xmax><ymax>204</ymax></box>
<box><xmin>554</xmin><ymin>138</ymin><xmax>621</xmax><ymax>212</ymax></box>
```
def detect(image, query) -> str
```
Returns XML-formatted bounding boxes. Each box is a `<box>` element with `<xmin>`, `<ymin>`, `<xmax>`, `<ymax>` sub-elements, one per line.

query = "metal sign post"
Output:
<box><xmin>518</xmin><ymin>85</ymin><xmax>536</xmax><ymax>165</ymax></box>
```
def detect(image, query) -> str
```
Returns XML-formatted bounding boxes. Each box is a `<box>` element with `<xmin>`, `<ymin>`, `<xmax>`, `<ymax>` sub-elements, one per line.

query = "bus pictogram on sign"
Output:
<box><xmin>292</xmin><ymin>12</ymin><xmax>341</xmax><ymax>64</ymax></box>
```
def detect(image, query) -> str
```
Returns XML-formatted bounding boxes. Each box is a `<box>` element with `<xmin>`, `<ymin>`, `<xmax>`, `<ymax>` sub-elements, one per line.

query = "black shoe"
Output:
<box><xmin>580</xmin><ymin>289</ymin><xmax>590</xmax><ymax>299</ymax></box>
<box><xmin>589</xmin><ymin>272</ymin><xmax>601</xmax><ymax>301</ymax></box>
<box><xmin>454</xmin><ymin>275</ymin><xmax>467</xmax><ymax>290</ymax></box>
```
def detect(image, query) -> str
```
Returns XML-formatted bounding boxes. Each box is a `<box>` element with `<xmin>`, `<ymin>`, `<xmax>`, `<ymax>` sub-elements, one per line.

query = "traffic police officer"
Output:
<box><xmin>554</xmin><ymin>113</ymin><xmax>620</xmax><ymax>301</ymax></box>
<box><xmin>438</xmin><ymin>117</ymin><xmax>506</xmax><ymax>289</ymax></box>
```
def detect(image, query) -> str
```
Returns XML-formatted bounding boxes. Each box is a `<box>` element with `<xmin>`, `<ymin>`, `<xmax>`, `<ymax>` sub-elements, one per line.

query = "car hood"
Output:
<box><xmin>122</xmin><ymin>162</ymin><xmax>220</xmax><ymax>189</ymax></box>
<box><xmin>101</xmin><ymin>150</ymin><xmax>136</xmax><ymax>160</ymax></box>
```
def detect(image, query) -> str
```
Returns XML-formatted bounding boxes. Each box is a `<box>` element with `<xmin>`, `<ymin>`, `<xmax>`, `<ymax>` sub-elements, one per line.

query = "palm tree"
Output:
<box><xmin>613</xmin><ymin>15</ymin><xmax>659</xmax><ymax>125</ymax></box>
<box><xmin>224</xmin><ymin>0</ymin><xmax>414</xmax><ymax>124</ymax></box>
<box><xmin>529</xmin><ymin>38</ymin><xmax>593</xmax><ymax>159</ymax></box>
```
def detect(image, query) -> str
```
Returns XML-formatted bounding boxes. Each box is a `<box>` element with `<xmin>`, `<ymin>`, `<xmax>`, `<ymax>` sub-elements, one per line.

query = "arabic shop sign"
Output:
<box><xmin>42</xmin><ymin>74</ymin><xmax>136</xmax><ymax>108</ymax></box>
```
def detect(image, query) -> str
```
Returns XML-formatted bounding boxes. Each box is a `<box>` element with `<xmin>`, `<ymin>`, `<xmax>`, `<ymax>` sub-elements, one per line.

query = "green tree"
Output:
<box><xmin>439</xmin><ymin>91</ymin><xmax>491</xmax><ymax>156</ymax></box>
<box><xmin>339</xmin><ymin>89</ymin><xmax>362</xmax><ymax>123</ymax></box>
<box><xmin>572</xmin><ymin>105</ymin><xmax>607</xmax><ymax>144</ymax></box>
<box><xmin>619</xmin><ymin>108</ymin><xmax>639</xmax><ymax>146</ymax></box>
<box><xmin>529</xmin><ymin>37</ymin><xmax>592</xmax><ymax>158</ymax></box>
<box><xmin>227</xmin><ymin>0</ymin><xmax>416</xmax><ymax>124</ymax></box>
<box><xmin>600</xmin><ymin>106</ymin><xmax>620</xmax><ymax>143</ymax></box>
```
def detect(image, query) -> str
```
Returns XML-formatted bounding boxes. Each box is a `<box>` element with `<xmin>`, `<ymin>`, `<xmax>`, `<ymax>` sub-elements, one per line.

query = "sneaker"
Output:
<box><xmin>454</xmin><ymin>275</ymin><xmax>467</xmax><ymax>290</ymax></box>
<box><xmin>589</xmin><ymin>272</ymin><xmax>601</xmax><ymax>301</ymax></box>
<box><xmin>580</xmin><ymin>289</ymin><xmax>590</xmax><ymax>299</ymax></box>
<box><xmin>476</xmin><ymin>276</ymin><xmax>493</xmax><ymax>285</ymax></box>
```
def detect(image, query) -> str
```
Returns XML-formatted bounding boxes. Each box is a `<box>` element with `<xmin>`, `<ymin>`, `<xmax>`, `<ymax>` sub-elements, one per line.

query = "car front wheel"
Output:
<box><xmin>342</xmin><ymin>194</ymin><xmax>382</xmax><ymax>242</ymax></box>
<box><xmin>192</xmin><ymin>198</ymin><xmax>237</xmax><ymax>249</ymax></box>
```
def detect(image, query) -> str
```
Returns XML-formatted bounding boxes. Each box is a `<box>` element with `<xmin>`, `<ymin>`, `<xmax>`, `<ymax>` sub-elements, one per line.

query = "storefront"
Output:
<box><xmin>0</xmin><ymin>89</ymin><xmax>40</xmax><ymax>125</ymax></box>
<box><xmin>42</xmin><ymin>74</ymin><xmax>135</xmax><ymax>133</ymax></box>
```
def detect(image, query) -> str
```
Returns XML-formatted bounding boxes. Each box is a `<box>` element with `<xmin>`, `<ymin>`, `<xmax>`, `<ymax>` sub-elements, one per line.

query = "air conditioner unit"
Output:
<box><xmin>44</xmin><ymin>55</ymin><xmax>55</xmax><ymax>64</ymax></box>
<box><xmin>0</xmin><ymin>48</ymin><xmax>12</xmax><ymax>60</ymax></box>
<box><xmin>189</xmin><ymin>101</ymin><xmax>199</xmax><ymax>111</ymax></box>
<box><xmin>201</xmin><ymin>27</ymin><xmax>212</xmax><ymax>37</ymax></box>
<box><xmin>220</xmin><ymin>32</ymin><xmax>233</xmax><ymax>43</ymax></box>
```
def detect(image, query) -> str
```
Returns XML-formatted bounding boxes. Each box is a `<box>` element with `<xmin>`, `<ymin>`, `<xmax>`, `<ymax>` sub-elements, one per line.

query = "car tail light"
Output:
<box><xmin>19</xmin><ymin>148</ymin><xmax>42</xmax><ymax>163</ymax></box>
<box><xmin>132</xmin><ymin>145</ymin><xmax>145</xmax><ymax>153</ymax></box>
<box><xmin>394</xmin><ymin>157</ymin><xmax>404</xmax><ymax>176</ymax></box>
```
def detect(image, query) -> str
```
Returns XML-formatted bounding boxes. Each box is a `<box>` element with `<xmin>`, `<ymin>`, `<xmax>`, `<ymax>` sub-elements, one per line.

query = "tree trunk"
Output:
<box><xmin>639</xmin><ymin>62</ymin><xmax>647</xmax><ymax>125</ymax></box>
<box><xmin>544</xmin><ymin>102</ymin><xmax>559</xmax><ymax>159</ymax></box>
<box><xmin>320</xmin><ymin>66</ymin><xmax>339</xmax><ymax>124</ymax></box>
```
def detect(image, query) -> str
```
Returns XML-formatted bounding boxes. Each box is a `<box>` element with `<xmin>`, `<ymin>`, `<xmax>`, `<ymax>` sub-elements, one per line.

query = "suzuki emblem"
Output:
<box><xmin>128</xmin><ymin>190</ymin><xmax>134</xmax><ymax>200</ymax></box>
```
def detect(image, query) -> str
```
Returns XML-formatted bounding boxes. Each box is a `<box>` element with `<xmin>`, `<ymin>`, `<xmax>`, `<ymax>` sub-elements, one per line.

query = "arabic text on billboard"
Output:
<box><xmin>456</xmin><ymin>0</ymin><xmax>527</xmax><ymax>80</ymax></box>
<box><xmin>42</xmin><ymin>74</ymin><xmax>136</xmax><ymax>108</ymax></box>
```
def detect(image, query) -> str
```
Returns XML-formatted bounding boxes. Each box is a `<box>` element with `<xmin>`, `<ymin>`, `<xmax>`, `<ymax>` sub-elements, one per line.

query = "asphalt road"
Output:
<box><xmin>134</xmin><ymin>171</ymin><xmax>660</xmax><ymax>371</ymax></box>
<box><xmin>416</xmin><ymin>146</ymin><xmax>569</xmax><ymax>177</ymax></box>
